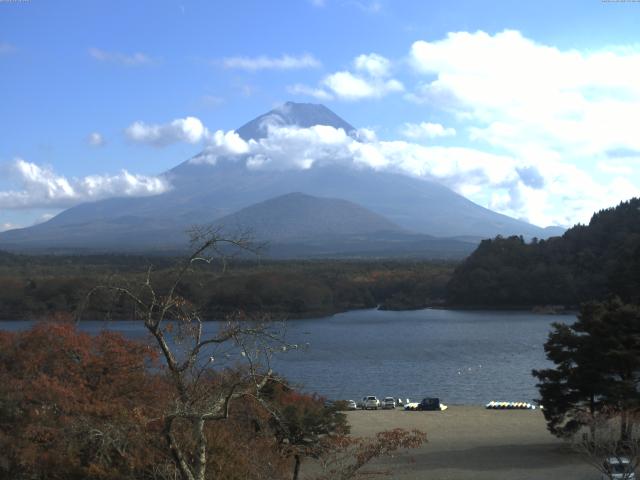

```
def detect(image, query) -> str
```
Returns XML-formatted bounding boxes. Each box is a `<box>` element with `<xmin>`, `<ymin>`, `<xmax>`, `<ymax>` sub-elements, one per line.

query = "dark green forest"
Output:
<box><xmin>0</xmin><ymin>253</ymin><xmax>453</xmax><ymax>320</ymax></box>
<box><xmin>447</xmin><ymin>198</ymin><xmax>640</xmax><ymax>307</ymax></box>
<box><xmin>3</xmin><ymin>197</ymin><xmax>639</xmax><ymax>318</ymax></box>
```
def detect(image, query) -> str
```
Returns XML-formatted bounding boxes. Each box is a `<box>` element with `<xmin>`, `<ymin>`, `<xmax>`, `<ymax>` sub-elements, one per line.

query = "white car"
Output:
<box><xmin>362</xmin><ymin>396</ymin><xmax>380</xmax><ymax>410</ymax></box>
<box><xmin>383</xmin><ymin>397</ymin><xmax>396</xmax><ymax>409</ymax></box>
<box><xmin>347</xmin><ymin>400</ymin><xmax>358</xmax><ymax>410</ymax></box>
<box><xmin>602</xmin><ymin>456</ymin><xmax>636</xmax><ymax>479</ymax></box>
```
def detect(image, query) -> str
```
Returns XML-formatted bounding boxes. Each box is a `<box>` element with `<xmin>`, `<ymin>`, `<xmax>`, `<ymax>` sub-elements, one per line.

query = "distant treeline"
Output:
<box><xmin>0</xmin><ymin>254</ymin><xmax>454</xmax><ymax>320</ymax></box>
<box><xmin>447</xmin><ymin>198</ymin><xmax>640</xmax><ymax>307</ymax></box>
<box><xmin>6</xmin><ymin>198</ymin><xmax>638</xmax><ymax>318</ymax></box>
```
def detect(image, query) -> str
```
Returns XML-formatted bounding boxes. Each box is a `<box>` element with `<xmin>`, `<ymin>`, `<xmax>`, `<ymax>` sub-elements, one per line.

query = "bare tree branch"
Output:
<box><xmin>76</xmin><ymin>227</ymin><xmax>287</xmax><ymax>480</ymax></box>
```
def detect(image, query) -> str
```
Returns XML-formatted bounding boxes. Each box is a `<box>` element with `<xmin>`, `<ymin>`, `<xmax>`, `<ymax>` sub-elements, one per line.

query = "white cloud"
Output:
<box><xmin>323</xmin><ymin>72</ymin><xmax>377</xmax><ymax>100</ymax></box>
<box><xmin>126</xmin><ymin>117</ymin><xmax>208</xmax><ymax>147</ymax></box>
<box><xmin>88</xmin><ymin>132</ymin><xmax>105</xmax><ymax>147</ymax></box>
<box><xmin>323</xmin><ymin>71</ymin><xmax>403</xmax><ymax>100</ymax></box>
<box><xmin>291</xmin><ymin>52</ymin><xmax>403</xmax><ymax>101</ymax></box>
<box><xmin>209</xmin><ymin>130</ymin><xmax>250</xmax><ymax>154</ymax></box>
<box><xmin>324</xmin><ymin>53</ymin><xmax>402</xmax><ymax>100</ymax></box>
<box><xmin>401</xmin><ymin>122</ymin><xmax>456</xmax><ymax>139</ymax></box>
<box><xmin>398</xmin><ymin>29</ymin><xmax>640</xmax><ymax>224</ymax></box>
<box><xmin>221</xmin><ymin>54</ymin><xmax>321</xmax><ymax>71</ymax></box>
<box><xmin>231</xmin><ymin>124</ymin><xmax>520</xmax><ymax>188</ymax></box>
<box><xmin>0</xmin><ymin>42</ymin><xmax>15</xmax><ymax>55</ymax></box>
<box><xmin>124</xmin><ymin>116</ymin><xmax>251</xmax><ymax>161</ymax></box>
<box><xmin>287</xmin><ymin>84</ymin><xmax>334</xmax><ymax>100</ymax></box>
<box><xmin>488</xmin><ymin>163</ymin><xmax>639</xmax><ymax>227</ymax></box>
<box><xmin>191</xmin><ymin>130</ymin><xmax>251</xmax><ymax>165</ymax></box>
<box><xmin>597</xmin><ymin>160</ymin><xmax>635</xmax><ymax>176</ymax></box>
<box><xmin>0</xmin><ymin>158</ymin><xmax>170</xmax><ymax>209</ymax></box>
<box><xmin>407</xmin><ymin>30</ymin><xmax>640</xmax><ymax>158</ymax></box>
<box><xmin>248</xmin><ymin>124</ymin><xmax>353</xmax><ymax>170</ymax></box>
<box><xmin>88</xmin><ymin>47</ymin><xmax>153</xmax><ymax>66</ymax></box>
<box><xmin>190</xmin><ymin>122</ymin><xmax>509</xmax><ymax>183</ymax></box>
<box><xmin>354</xmin><ymin>53</ymin><xmax>391</xmax><ymax>77</ymax></box>
<box><xmin>353</xmin><ymin>127</ymin><xmax>377</xmax><ymax>143</ymax></box>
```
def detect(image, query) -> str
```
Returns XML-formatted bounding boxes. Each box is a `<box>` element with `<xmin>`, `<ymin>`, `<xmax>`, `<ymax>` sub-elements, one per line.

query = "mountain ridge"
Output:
<box><xmin>235</xmin><ymin>101</ymin><xmax>356</xmax><ymax>140</ymax></box>
<box><xmin>0</xmin><ymin>102</ymin><xmax>564</xmax><ymax>255</ymax></box>
<box><xmin>214</xmin><ymin>192</ymin><xmax>404</xmax><ymax>241</ymax></box>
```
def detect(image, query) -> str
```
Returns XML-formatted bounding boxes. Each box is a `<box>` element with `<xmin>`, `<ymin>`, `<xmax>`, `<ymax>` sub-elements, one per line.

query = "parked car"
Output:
<box><xmin>383</xmin><ymin>397</ymin><xmax>396</xmax><ymax>409</ymax></box>
<box><xmin>347</xmin><ymin>399</ymin><xmax>358</xmax><ymax>410</ymax></box>
<box><xmin>406</xmin><ymin>397</ymin><xmax>448</xmax><ymax>411</ymax></box>
<box><xmin>362</xmin><ymin>395</ymin><xmax>380</xmax><ymax>410</ymax></box>
<box><xmin>602</xmin><ymin>456</ymin><xmax>636</xmax><ymax>479</ymax></box>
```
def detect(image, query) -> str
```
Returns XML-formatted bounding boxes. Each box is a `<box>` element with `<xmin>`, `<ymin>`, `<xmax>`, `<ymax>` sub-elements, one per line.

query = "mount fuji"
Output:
<box><xmin>0</xmin><ymin>102</ymin><xmax>563</xmax><ymax>257</ymax></box>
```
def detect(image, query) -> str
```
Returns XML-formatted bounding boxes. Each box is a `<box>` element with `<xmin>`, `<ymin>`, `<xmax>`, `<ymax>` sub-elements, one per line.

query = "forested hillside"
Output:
<box><xmin>446</xmin><ymin>198</ymin><xmax>640</xmax><ymax>307</ymax></box>
<box><xmin>0</xmin><ymin>254</ymin><xmax>453</xmax><ymax>320</ymax></box>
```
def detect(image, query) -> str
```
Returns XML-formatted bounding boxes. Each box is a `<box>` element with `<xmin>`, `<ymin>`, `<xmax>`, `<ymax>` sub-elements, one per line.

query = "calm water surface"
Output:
<box><xmin>0</xmin><ymin>308</ymin><xmax>574</xmax><ymax>405</ymax></box>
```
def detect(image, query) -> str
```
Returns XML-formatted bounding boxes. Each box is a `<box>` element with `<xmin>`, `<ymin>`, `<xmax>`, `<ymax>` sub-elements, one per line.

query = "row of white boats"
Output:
<box><xmin>485</xmin><ymin>401</ymin><xmax>538</xmax><ymax>410</ymax></box>
<box><xmin>350</xmin><ymin>399</ymin><xmax>540</xmax><ymax>410</ymax></box>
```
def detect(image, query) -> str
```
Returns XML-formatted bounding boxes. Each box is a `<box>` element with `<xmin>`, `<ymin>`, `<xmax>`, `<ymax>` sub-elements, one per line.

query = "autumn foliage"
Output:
<box><xmin>0</xmin><ymin>321</ymin><xmax>426</xmax><ymax>480</ymax></box>
<box><xmin>0</xmin><ymin>320</ymin><xmax>167</xmax><ymax>479</ymax></box>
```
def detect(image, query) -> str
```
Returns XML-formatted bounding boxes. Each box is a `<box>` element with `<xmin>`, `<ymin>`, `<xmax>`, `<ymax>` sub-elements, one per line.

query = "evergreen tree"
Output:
<box><xmin>447</xmin><ymin>198</ymin><xmax>640</xmax><ymax>307</ymax></box>
<box><xmin>533</xmin><ymin>299</ymin><xmax>640</xmax><ymax>439</ymax></box>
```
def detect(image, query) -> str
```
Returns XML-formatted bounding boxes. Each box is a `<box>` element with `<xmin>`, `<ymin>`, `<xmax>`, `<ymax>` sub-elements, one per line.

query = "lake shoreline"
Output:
<box><xmin>0</xmin><ymin>303</ymin><xmax>578</xmax><ymax>323</ymax></box>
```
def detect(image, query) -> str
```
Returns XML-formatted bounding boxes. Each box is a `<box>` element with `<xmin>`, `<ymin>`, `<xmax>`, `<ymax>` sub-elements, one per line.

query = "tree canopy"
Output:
<box><xmin>447</xmin><ymin>198</ymin><xmax>640</xmax><ymax>307</ymax></box>
<box><xmin>533</xmin><ymin>299</ymin><xmax>640</xmax><ymax>439</ymax></box>
<box><xmin>0</xmin><ymin>320</ymin><xmax>167</xmax><ymax>479</ymax></box>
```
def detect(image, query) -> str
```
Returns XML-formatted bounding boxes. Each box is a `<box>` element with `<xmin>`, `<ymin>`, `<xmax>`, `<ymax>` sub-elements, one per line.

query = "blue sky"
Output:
<box><xmin>1</xmin><ymin>0</ymin><xmax>640</xmax><ymax>231</ymax></box>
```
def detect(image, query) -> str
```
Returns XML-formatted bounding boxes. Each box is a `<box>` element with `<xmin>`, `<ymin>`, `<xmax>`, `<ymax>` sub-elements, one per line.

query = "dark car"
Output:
<box><xmin>417</xmin><ymin>397</ymin><xmax>441</xmax><ymax>411</ymax></box>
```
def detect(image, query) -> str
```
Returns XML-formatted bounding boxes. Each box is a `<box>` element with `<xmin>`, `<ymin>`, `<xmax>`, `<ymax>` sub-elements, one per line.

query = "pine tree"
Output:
<box><xmin>533</xmin><ymin>299</ymin><xmax>640</xmax><ymax>439</ymax></box>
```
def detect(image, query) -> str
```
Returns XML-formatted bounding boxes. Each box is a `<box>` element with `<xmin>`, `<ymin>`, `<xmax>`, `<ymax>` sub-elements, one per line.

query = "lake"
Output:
<box><xmin>0</xmin><ymin>308</ymin><xmax>573</xmax><ymax>405</ymax></box>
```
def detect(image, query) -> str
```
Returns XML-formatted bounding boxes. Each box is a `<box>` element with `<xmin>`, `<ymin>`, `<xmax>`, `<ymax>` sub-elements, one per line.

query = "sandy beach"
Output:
<box><xmin>333</xmin><ymin>406</ymin><xmax>597</xmax><ymax>479</ymax></box>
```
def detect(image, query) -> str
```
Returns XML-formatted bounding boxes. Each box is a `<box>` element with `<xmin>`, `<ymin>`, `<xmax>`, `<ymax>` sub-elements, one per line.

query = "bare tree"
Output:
<box><xmin>574</xmin><ymin>409</ymin><xmax>640</xmax><ymax>480</ymax></box>
<box><xmin>82</xmin><ymin>226</ymin><xmax>289</xmax><ymax>480</ymax></box>
<box><xmin>79</xmin><ymin>226</ymin><xmax>426</xmax><ymax>480</ymax></box>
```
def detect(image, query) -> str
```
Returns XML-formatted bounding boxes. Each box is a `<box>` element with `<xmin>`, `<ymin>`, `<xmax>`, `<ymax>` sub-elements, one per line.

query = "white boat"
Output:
<box><xmin>485</xmin><ymin>400</ymin><xmax>536</xmax><ymax>410</ymax></box>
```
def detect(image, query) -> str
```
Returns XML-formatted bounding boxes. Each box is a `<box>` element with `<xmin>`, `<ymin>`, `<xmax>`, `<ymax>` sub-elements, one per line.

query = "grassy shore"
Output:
<box><xmin>336</xmin><ymin>406</ymin><xmax>596</xmax><ymax>480</ymax></box>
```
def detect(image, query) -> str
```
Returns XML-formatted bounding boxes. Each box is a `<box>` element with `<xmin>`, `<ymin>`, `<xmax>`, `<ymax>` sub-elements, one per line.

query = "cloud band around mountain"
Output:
<box><xmin>182</xmin><ymin>121</ymin><xmax>637</xmax><ymax>227</ymax></box>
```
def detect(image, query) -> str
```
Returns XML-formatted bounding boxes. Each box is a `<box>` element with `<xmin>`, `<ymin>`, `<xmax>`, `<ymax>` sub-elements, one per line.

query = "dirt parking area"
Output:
<box><xmin>336</xmin><ymin>406</ymin><xmax>599</xmax><ymax>480</ymax></box>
